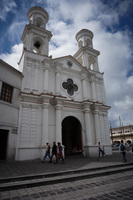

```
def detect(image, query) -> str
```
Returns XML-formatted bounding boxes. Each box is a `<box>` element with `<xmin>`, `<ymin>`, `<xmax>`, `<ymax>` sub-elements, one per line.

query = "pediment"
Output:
<box><xmin>52</xmin><ymin>55</ymin><xmax>88</xmax><ymax>73</ymax></box>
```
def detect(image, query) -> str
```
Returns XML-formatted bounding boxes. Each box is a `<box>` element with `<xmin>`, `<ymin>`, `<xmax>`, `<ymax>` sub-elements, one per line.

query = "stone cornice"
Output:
<box><xmin>73</xmin><ymin>46</ymin><xmax>100</xmax><ymax>59</ymax></box>
<box><xmin>21</xmin><ymin>24</ymin><xmax>53</xmax><ymax>41</ymax></box>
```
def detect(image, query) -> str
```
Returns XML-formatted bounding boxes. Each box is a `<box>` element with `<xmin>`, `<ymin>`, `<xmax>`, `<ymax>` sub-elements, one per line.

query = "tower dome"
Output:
<box><xmin>76</xmin><ymin>29</ymin><xmax>93</xmax><ymax>49</ymax></box>
<box><xmin>27</xmin><ymin>6</ymin><xmax>49</xmax><ymax>29</ymax></box>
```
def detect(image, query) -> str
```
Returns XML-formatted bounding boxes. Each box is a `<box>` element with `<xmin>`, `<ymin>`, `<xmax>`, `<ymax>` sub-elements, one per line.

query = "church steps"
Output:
<box><xmin>0</xmin><ymin>162</ymin><xmax>133</xmax><ymax>192</ymax></box>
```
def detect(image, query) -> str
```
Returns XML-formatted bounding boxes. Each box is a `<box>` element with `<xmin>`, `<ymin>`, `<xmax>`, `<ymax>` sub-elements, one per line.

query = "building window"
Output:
<box><xmin>0</xmin><ymin>83</ymin><xmax>13</xmax><ymax>103</ymax></box>
<box><xmin>62</xmin><ymin>78</ymin><xmax>78</xmax><ymax>96</ymax></box>
<box><xmin>67</xmin><ymin>60</ymin><xmax>73</xmax><ymax>68</ymax></box>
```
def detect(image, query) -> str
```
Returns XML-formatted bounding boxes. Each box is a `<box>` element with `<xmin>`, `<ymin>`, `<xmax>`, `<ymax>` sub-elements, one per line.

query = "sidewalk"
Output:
<box><xmin>0</xmin><ymin>152</ymin><xmax>133</xmax><ymax>179</ymax></box>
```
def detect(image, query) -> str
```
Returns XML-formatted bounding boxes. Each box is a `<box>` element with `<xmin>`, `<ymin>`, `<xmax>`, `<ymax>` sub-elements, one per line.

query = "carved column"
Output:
<box><xmin>55</xmin><ymin>104</ymin><xmax>62</xmax><ymax>143</ymax></box>
<box><xmin>93</xmin><ymin>110</ymin><xmax>101</xmax><ymax>143</ymax></box>
<box><xmin>42</xmin><ymin>103</ymin><xmax>49</xmax><ymax>146</ymax></box>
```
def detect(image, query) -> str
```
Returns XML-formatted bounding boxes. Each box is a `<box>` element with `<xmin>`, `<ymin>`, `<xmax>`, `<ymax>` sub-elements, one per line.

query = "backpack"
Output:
<box><xmin>120</xmin><ymin>144</ymin><xmax>125</xmax><ymax>151</ymax></box>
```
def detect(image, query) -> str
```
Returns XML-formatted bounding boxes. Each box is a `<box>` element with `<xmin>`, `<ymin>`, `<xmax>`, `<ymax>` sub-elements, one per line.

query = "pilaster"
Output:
<box><xmin>100</xmin><ymin>79</ymin><xmax>107</xmax><ymax>104</ymax></box>
<box><xmin>33</xmin><ymin>60</ymin><xmax>40</xmax><ymax>94</ymax></box>
<box><xmin>43</xmin><ymin>67</ymin><xmax>49</xmax><ymax>93</ymax></box>
<box><xmin>81</xmin><ymin>74</ymin><xmax>88</xmax><ymax>100</ymax></box>
<box><xmin>83</xmin><ymin>108</ymin><xmax>94</xmax><ymax>145</ymax></box>
<box><xmin>42</xmin><ymin>103</ymin><xmax>49</xmax><ymax>145</ymax></box>
<box><xmin>55</xmin><ymin>66</ymin><xmax>61</xmax><ymax>95</ymax></box>
<box><xmin>90</xmin><ymin>76</ymin><xmax>97</xmax><ymax>101</ymax></box>
<box><xmin>93</xmin><ymin>58</ymin><xmax>99</xmax><ymax>71</ymax></box>
<box><xmin>103</xmin><ymin>112</ymin><xmax>110</xmax><ymax>144</ymax></box>
<box><xmin>55</xmin><ymin>104</ymin><xmax>62</xmax><ymax>143</ymax></box>
<box><xmin>20</xmin><ymin>103</ymin><xmax>31</xmax><ymax>147</ymax></box>
<box><xmin>95</xmin><ymin>78</ymin><xmax>102</xmax><ymax>102</ymax></box>
<box><xmin>93</xmin><ymin>110</ymin><xmax>101</xmax><ymax>143</ymax></box>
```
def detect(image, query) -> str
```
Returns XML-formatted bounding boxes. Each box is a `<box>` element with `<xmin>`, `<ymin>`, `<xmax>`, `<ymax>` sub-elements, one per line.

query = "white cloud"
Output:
<box><xmin>0</xmin><ymin>43</ymin><xmax>23</xmax><ymax>70</ymax></box>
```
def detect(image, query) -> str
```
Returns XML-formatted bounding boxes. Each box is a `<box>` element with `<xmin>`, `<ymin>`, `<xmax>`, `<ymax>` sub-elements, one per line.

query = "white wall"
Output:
<box><xmin>0</xmin><ymin>60</ymin><xmax>22</xmax><ymax>160</ymax></box>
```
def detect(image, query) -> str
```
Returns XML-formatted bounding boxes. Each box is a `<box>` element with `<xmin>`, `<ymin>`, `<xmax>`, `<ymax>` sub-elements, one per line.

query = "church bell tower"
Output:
<box><xmin>19</xmin><ymin>6</ymin><xmax>52</xmax><ymax>94</ymax></box>
<box><xmin>21</xmin><ymin>6</ymin><xmax>52</xmax><ymax>56</ymax></box>
<box><xmin>74</xmin><ymin>29</ymin><xmax>100</xmax><ymax>72</ymax></box>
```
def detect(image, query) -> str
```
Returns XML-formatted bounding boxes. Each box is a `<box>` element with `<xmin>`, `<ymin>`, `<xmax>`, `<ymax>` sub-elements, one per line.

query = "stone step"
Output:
<box><xmin>0</xmin><ymin>163</ymin><xmax>133</xmax><ymax>192</ymax></box>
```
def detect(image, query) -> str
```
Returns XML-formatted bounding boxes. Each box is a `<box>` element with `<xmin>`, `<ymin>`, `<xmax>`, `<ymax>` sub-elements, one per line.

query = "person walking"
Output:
<box><xmin>97</xmin><ymin>142</ymin><xmax>104</xmax><ymax>159</ymax></box>
<box><xmin>120</xmin><ymin>140</ymin><xmax>127</xmax><ymax>163</ymax></box>
<box><xmin>49</xmin><ymin>142</ymin><xmax>57</xmax><ymax>163</ymax></box>
<box><xmin>42</xmin><ymin>142</ymin><xmax>50</xmax><ymax>163</ymax></box>
<box><xmin>56</xmin><ymin>142</ymin><xmax>65</xmax><ymax>164</ymax></box>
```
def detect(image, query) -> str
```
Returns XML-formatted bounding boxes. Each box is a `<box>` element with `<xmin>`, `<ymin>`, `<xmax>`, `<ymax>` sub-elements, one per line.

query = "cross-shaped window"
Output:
<box><xmin>62</xmin><ymin>78</ymin><xmax>78</xmax><ymax>96</ymax></box>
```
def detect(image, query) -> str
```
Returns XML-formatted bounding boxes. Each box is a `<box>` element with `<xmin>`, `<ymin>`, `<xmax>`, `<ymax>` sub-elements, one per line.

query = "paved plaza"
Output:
<box><xmin>0</xmin><ymin>152</ymin><xmax>133</xmax><ymax>199</ymax></box>
<box><xmin>1</xmin><ymin>170</ymin><xmax>133</xmax><ymax>200</ymax></box>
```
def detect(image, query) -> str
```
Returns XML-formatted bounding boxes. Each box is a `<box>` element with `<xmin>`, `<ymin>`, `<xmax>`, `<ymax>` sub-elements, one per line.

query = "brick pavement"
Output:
<box><xmin>0</xmin><ymin>152</ymin><xmax>133</xmax><ymax>179</ymax></box>
<box><xmin>0</xmin><ymin>169</ymin><xmax>133</xmax><ymax>199</ymax></box>
<box><xmin>0</xmin><ymin>151</ymin><xmax>133</xmax><ymax>200</ymax></box>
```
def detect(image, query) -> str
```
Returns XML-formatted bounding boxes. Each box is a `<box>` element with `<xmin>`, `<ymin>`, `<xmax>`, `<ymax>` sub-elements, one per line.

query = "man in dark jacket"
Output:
<box><xmin>49</xmin><ymin>142</ymin><xmax>57</xmax><ymax>163</ymax></box>
<box><xmin>120</xmin><ymin>140</ymin><xmax>127</xmax><ymax>162</ymax></box>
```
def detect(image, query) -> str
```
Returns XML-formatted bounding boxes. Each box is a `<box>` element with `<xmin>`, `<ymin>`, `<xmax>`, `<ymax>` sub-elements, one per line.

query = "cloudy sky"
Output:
<box><xmin>0</xmin><ymin>0</ymin><xmax>133</xmax><ymax>128</ymax></box>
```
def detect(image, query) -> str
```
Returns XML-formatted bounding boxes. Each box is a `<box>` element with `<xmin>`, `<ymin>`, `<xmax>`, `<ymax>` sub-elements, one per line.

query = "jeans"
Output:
<box><xmin>42</xmin><ymin>152</ymin><xmax>50</xmax><ymax>162</ymax></box>
<box><xmin>98</xmin><ymin>150</ymin><xmax>104</xmax><ymax>158</ymax></box>
<box><xmin>122</xmin><ymin>152</ymin><xmax>126</xmax><ymax>162</ymax></box>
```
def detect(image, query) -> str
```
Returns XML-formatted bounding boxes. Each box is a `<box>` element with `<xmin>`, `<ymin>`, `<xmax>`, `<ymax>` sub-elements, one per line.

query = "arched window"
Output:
<box><xmin>78</xmin><ymin>40</ymin><xmax>83</xmax><ymax>48</ymax></box>
<box><xmin>36</xmin><ymin>17</ymin><xmax>43</xmax><ymax>27</ymax></box>
<box><xmin>33</xmin><ymin>38</ymin><xmax>43</xmax><ymax>53</ymax></box>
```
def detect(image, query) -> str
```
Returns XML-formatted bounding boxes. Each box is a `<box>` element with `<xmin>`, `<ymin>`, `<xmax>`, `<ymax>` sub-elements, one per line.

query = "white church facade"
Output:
<box><xmin>0</xmin><ymin>6</ymin><xmax>112</xmax><ymax>161</ymax></box>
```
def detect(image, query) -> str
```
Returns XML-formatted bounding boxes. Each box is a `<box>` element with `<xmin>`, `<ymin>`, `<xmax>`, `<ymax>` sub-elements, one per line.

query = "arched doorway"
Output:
<box><xmin>62</xmin><ymin>116</ymin><xmax>82</xmax><ymax>156</ymax></box>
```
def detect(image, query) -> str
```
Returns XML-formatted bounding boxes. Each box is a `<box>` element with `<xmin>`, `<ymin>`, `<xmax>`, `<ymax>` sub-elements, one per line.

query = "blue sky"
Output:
<box><xmin>0</xmin><ymin>0</ymin><xmax>133</xmax><ymax>128</ymax></box>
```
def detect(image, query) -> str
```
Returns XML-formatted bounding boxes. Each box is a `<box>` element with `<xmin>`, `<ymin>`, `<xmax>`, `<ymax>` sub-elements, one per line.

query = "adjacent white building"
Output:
<box><xmin>0</xmin><ymin>6</ymin><xmax>112</xmax><ymax>161</ymax></box>
<box><xmin>0</xmin><ymin>59</ymin><xmax>22</xmax><ymax>160</ymax></box>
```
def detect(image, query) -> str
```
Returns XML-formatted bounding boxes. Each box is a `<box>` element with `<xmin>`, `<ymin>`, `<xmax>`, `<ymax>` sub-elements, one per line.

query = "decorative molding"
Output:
<box><xmin>49</xmin><ymin>97</ymin><xmax>57</xmax><ymax>106</ymax></box>
<box><xmin>66</xmin><ymin>60</ymin><xmax>73</xmax><ymax>68</ymax></box>
<box><xmin>62</xmin><ymin>110</ymin><xmax>84</xmax><ymax>127</ymax></box>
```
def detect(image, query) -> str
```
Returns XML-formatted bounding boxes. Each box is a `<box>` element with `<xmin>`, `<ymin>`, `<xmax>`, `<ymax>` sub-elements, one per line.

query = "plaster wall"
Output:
<box><xmin>0</xmin><ymin>60</ymin><xmax>22</xmax><ymax>160</ymax></box>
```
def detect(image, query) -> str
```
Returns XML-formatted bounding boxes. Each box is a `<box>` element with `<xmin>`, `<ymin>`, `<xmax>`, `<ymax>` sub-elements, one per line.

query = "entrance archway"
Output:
<box><xmin>62</xmin><ymin>116</ymin><xmax>82</xmax><ymax>156</ymax></box>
